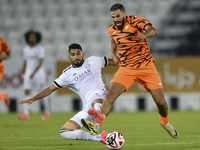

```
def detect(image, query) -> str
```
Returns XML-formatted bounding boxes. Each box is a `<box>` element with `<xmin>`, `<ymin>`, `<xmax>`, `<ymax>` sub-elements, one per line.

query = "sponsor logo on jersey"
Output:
<box><xmin>74</xmin><ymin>69</ymin><xmax>92</xmax><ymax>81</ymax></box>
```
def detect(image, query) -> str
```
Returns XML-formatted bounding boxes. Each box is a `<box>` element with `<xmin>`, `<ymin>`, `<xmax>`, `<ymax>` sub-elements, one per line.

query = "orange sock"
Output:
<box><xmin>160</xmin><ymin>115</ymin><xmax>169</xmax><ymax>125</ymax></box>
<box><xmin>94</xmin><ymin>114</ymin><xmax>105</xmax><ymax>127</ymax></box>
<box><xmin>0</xmin><ymin>93</ymin><xmax>7</xmax><ymax>100</ymax></box>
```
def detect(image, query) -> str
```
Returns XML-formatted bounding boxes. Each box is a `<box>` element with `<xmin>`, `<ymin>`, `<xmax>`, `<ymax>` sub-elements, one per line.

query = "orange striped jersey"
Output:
<box><xmin>0</xmin><ymin>38</ymin><xmax>10</xmax><ymax>73</ymax></box>
<box><xmin>109</xmin><ymin>15</ymin><xmax>156</xmax><ymax>68</ymax></box>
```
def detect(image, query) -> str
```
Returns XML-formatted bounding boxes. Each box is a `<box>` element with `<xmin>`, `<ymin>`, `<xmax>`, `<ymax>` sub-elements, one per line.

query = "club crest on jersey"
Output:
<box><xmin>74</xmin><ymin>69</ymin><xmax>92</xmax><ymax>81</ymax></box>
<box><xmin>125</xmin><ymin>25</ymin><xmax>129</xmax><ymax>30</ymax></box>
<box><xmin>86</xmin><ymin>64</ymin><xmax>90</xmax><ymax>68</ymax></box>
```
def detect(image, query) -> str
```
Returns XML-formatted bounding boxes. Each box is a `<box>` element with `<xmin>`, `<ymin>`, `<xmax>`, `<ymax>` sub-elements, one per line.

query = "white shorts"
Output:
<box><xmin>23</xmin><ymin>70</ymin><xmax>46</xmax><ymax>91</ymax></box>
<box><xmin>82</xmin><ymin>89</ymin><xmax>107</xmax><ymax>111</ymax></box>
<box><xmin>70</xmin><ymin>89</ymin><xmax>107</xmax><ymax>128</ymax></box>
<box><xmin>70</xmin><ymin>111</ymin><xmax>95</xmax><ymax>128</ymax></box>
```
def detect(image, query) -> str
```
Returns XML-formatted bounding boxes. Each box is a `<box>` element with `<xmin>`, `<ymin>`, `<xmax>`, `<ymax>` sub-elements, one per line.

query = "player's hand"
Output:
<box><xmin>112</xmin><ymin>54</ymin><xmax>120</xmax><ymax>65</ymax></box>
<box><xmin>18</xmin><ymin>99</ymin><xmax>34</xmax><ymax>105</ymax></box>
<box><xmin>137</xmin><ymin>33</ymin><xmax>146</xmax><ymax>41</ymax></box>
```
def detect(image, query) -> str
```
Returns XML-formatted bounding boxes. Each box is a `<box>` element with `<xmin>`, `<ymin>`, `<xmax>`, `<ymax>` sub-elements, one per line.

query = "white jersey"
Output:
<box><xmin>54</xmin><ymin>56</ymin><xmax>108</xmax><ymax>106</ymax></box>
<box><xmin>23</xmin><ymin>43</ymin><xmax>45</xmax><ymax>76</ymax></box>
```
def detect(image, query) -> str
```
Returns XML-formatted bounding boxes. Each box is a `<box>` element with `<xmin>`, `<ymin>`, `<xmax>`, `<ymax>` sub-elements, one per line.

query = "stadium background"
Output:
<box><xmin>0</xmin><ymin>0</ymin><xmax>200</xmax><ymax>113</ymax></box>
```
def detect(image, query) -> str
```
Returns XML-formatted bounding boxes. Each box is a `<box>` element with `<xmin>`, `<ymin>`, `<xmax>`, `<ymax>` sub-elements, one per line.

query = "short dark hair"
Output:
<box><xmin>24</xmin><ymin>30</ymin><xmax>42</xmax><ymax>44</ymax></box>
<box><xmin>68</xmin><ymin>43</ymin><xmax>82</xmax><ymax>52</ymax></box>
<box><xmin>110</xmin><ymin>3</ymin><xmax>125</xmax><ymax>12</ymax></box>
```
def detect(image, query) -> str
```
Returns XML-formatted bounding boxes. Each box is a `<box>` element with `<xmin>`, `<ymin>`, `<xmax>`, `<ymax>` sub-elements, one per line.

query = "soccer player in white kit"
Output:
<box><xmin>18</xmin><ymin>30</ymin><xmax>50</xmax><ymax>120</ymax></box>
<box><xmin>18</xmin><ymin>43</ymin><xmax>116</xmax><ymax>144</ymax></box>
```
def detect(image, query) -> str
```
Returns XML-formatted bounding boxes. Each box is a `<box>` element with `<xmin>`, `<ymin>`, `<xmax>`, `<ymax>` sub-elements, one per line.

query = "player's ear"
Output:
<box><xmin>82</xmin><ymin>52</ymin><xmax>85</xmax><ymax>58</ymax></box>
<box><xmin>68</xmin><ymin>55</ymin><xmax>70</xmax><ymax>60</ymax></box>
<box><xmin>124</xmin><ymin>11</ymin><xmax>126</xmax><ymax>16</ymax></box>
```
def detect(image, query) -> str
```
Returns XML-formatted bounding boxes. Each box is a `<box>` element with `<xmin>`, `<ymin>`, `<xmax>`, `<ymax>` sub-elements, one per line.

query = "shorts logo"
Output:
<box><xmin>159</xmin><ymin>83</ymin><xmax>162</xmax><ymax>85</ymax></box>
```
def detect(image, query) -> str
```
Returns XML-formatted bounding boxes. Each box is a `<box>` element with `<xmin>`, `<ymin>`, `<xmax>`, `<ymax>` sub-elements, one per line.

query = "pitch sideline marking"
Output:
<box><xmin>1</xmin><ymin>142</ymin><xmax>197</xmax><ymax>149</ymax></box>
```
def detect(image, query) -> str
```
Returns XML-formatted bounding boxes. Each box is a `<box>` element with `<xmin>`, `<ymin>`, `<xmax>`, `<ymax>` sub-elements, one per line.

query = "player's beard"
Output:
<box><xmin>72</xmin><ymin>59</ymin><xmax>84</xmax><ymax>67</ymax></box>
<box><xmin>114</xmin><ymin>16</ymin><xmax>126</xmax><ymax>29</ymax></box>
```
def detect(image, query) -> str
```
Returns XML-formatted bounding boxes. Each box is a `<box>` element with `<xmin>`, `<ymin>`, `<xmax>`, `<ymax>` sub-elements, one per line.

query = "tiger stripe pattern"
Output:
<box><xmin>109</xmin><ymin>15</ymin><xmax>156</xmax><ymax>68</ymax></box>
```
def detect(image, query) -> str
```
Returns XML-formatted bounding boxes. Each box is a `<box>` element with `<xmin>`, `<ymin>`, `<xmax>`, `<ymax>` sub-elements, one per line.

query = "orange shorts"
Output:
<box><xmin>111</xmin><ymin>62</ymin><xmax>163</xmax><ymax>92</ymax></box>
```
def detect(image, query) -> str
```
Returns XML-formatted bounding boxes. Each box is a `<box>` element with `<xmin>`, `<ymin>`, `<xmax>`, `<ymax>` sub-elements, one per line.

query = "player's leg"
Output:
<box><xmin>150</xmin><ymin>88</ymin><xmax>178</xmax><ymax>138</ymax></box>
<box><xmin>101</xmin><ymin>82</ymin><xmax>126</xmax><ymax>116</ymax></box>
<box><xmin>0</xmin><ymin>73</ymin><xmax>10</xmax><ymax>107</ymax></box>
<box><xmin>38</xmin><ymin>80</ymin><xmax>51</xmax><ymax>120</ymax></box>
<box><xmin>0</xmin><ymin>93</ymin><xmax>10</xmax><ymax>106</ymax></box>
<box><xmin>60</xmin><ymin>111</ymin><xmax>107</xmax><ymax>143</ymax></box>
<box><xmin>18</xmin><ymin>89</ymin><xmax>31</xmax><ymax>120</ymax></box>
<box><xmin>32</xmin><ymin>71</ymin><xmax>51</xmax><ymax>120</ymax></box>
<box><xmin>81</xmin><ymin>98</ymin><xmax>104</xmax><ymax>135</ymax></box>
<box><xmin>91</xmin><ymin>98</ymin><xmax>104</xmax><ymax>113</ymax></box>
<box><xmin>18</xmin><ymin>75</ymin><xmax>32</xmax><ymax>119</ymax></box>
<box><xmin>150</xmin><ymin>88</ymin><xmax>168</xmax><ymax>118</ymax></box>
<box><xmin>41</xmin><ymin>96</ymin><xmax>50</xmax><ymax>120</ymax></box>
<box><xmin>88</xmin><ymin>67</ymin><xmax>131</xmax><ymax>127</ymax></box>
<box><xmin>139</xmin><ymin>63</ymin><xmax>178</xmax><ymax>138</ymax></box>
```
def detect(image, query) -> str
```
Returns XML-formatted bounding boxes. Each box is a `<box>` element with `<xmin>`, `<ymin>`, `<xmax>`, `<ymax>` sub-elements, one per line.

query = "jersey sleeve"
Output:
<box><xmin>53</xmin><ymin>73</ymin><xmax>69</xmax><ymax>88</ymax></box>
<box><xmin>108</xmin><ymin>25</ymin><xmax>115</xmax><ymax>40</ymax></box>
<box><xmin>130</xmin><ymin>15</ymin><xmax>152</xmax><ymax>30</ymax></box>
<box><xmin>2</xmin><ymin>39</ymin><xmax>10</xmax><ymax>53</ymax></box>
<box><xmin>93</xmin><ymin>56</ymin><xmax>108</xmax><ymax>68</ymax></box>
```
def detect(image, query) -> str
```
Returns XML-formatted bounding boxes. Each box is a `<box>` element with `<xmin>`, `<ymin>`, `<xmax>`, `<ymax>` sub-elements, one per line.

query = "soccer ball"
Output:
<box><xmin>106</xmin><ymin>131</ymin><xmax>125</xmax><ymax>149</ymax></box>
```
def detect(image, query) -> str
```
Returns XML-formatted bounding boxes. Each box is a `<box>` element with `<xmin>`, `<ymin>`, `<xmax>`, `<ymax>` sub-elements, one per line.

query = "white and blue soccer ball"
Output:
<box><xmin>106</xmin><ymin>131</ymin><xmax>125</xmax><ymax>149</ymax></box>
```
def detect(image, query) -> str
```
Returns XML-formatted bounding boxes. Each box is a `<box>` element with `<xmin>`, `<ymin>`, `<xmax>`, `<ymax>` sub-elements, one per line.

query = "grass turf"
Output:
<box><xmin>0</xmin><ymin>111</ymin><xmax>200</xmax><ymax>150</ymax></box>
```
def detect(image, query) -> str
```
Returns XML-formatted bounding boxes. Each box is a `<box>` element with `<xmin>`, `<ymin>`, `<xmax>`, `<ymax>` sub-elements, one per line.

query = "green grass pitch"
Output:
<box><xmin>0</xmin><ymin>111</ymin><xmax>200</xmax><ymax>150</ymax></box>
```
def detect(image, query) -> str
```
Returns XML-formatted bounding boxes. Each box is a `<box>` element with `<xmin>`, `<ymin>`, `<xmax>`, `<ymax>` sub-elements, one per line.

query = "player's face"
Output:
<box><xmin>68</xmin><ymin>49</ymin><xmax>85</xmax><ymax>67</ymax></box>
<box><xmin>29</xmin><ymin>33</ymin><xmax>37</xmax><ymax>47</ymax></box>
<box><xmin>110</xmin><ymin>9</ymin><xmax>126</xmax><ymax>29</ymax></box>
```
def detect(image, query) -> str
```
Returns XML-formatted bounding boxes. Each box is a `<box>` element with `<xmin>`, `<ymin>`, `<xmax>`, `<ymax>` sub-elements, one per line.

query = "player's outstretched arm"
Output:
<box><xmin>18</xmin><ymin>84</ymin><xmax>58</xmax><ymax>105</ymax></box>
<box><xmin>108</xmin><ymin>59</ymin><xmax>117</xmax><ymax>66</ymax></box>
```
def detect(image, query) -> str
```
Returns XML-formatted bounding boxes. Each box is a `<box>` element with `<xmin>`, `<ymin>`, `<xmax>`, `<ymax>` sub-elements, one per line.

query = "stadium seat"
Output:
<box><xmin>0</xmin><ymin>0</ymin><xmax>183</xmax><ymax>58</ymax></box>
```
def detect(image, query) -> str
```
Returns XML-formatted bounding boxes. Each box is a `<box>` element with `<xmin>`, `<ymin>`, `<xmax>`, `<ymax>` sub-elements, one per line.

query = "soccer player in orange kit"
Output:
<box><xmin>86</xmin><ymin>3</ymin><xmax>179</xmax><ymax>139</ymax></box>
<box><xmin>0</xmin><ymin>38</ymin><xmax>11</xmax><ymax>107</ymax></box>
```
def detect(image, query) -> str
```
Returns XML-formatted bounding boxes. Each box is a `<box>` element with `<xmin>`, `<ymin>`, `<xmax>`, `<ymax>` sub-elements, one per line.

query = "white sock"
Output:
<box><xmin>94</xmin><ymin>103</ymin><xmax>102</xmax><ymax>113</ymax></box>
<box><xmin>23</xmin><ymin>95</ymin><xmax>31</xmax><ymax>115</ymax></box>
<box><xmin>95</xmin><ymin>121</ymin><xmax>100</xmax><ymax>130</ymax></box>
<box><xmin>60</xmin><ymin>129</ymin><xmax>101</xmax><ymax>141</ymax></box>
<box><xmin>42</xmin><ymin>97</ymin><xmax>50</xmax><ymax>113</ymax></box>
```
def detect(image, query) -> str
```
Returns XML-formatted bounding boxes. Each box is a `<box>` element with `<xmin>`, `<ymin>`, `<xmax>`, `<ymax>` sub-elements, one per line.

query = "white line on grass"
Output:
<box><xmin>134</xmin><ymin>142</ymin><xmax>196</xmax><ymax>146</ymax></box>
<box><xmin>1</xmin><ymin>142</ymin><xmax>196</xmax><ymax>149</ymax></box>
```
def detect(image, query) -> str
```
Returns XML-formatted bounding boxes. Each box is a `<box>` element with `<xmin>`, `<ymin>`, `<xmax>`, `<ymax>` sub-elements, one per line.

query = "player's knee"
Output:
<box><xmin>60</xmin><ymin>129</ymin><xmax>72</xmax><ymax>139</ymax></box>
<box><xmin>156</xmin><ymin>99</ymin><xmax>166</xmax><ymax>107</ymax></box>
<box><xmin>91</xmin><ymin>99</ymin><xmax>104</xmax><ymax>107</ymax></box>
